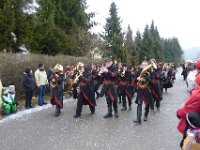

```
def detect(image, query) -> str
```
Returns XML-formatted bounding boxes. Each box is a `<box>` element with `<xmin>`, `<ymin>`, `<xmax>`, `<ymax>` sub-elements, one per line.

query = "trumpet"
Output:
<box><xmin>73</xmin><ymin>71</ymin><xmax>83</xmax><ymax>84</ymax></box>
<box><xmin>121</xmin><ymin>67</ymin><xmax>126</xmax><ymax>77</ymax></box>
<box><xmin>50</xmin><ymin>73</ymin><xmax>59</xmax><ymax>88</ymax></box>
<box><xmin>98</xmin><ymin>65</ymin><xmax>107</xmax><ymax>76</ymax></box>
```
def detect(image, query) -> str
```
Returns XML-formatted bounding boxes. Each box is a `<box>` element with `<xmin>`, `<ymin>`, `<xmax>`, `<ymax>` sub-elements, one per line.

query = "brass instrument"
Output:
<box><xmin>50</xmin><ymin>64</ymin><xmax>63</xmax><ymax>88</ymax></box>
<box><xmin>98</xmin><ymin>65</ymin><xmax>107</xmax><ymax>76</ymax></box>
<box><xmin>50</xmin><ymin>74</ymin><xmax>58</xmax><ymax>88</ymax></box>
<box><xmin>121</xmin><ymin>67</ymin><xmax>126</xmax><ymax>77</ymax></box>
<box><xmin>73</xmin><ymin>71</ymin><xmax>83</xmax><ymax>84</ymax></box>
<box><xmin>73</xmin><ymin>62</ymin><xmax>84</xmax><ymax>85</ymax></box>
<box><xmin>137</xmin><ymin>59</ymin><xmax>157</xmax><ymax>88</ymax></box>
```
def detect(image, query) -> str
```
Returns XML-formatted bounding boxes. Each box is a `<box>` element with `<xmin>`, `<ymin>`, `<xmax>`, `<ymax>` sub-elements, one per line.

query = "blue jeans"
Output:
<box><xmin>38</xmin><ymin>85</ymin><xmax>46</xmax><ymax>104</ymax></box>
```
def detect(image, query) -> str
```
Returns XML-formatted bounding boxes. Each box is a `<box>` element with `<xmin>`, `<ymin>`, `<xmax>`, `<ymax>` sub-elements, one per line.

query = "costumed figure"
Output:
<box><xmin>150</xmin><ymin>68</ymin><xmax>162</xmax><ymax>111</ymax></box>
<box><xmin>99</xmin><ymin>58</ymin><xmax>119</xmax><ymax>118</ymax></box>
<box><xmin>176</xmin><ymin>74</ymin><xmax>200</xmax><ymax>147</ymax></box>
<box><xmin>118</xmin><ymin>64</ymin><xmax>133</xmax><ymax>111</ymax></box>
<box><xmin>65</xmin><ymin>65</ymin><xmax>73</xmax><ymax>97</ymax></box>
<box><xmin>117</xmin><ymin>63</ymin><xmax>122</xmax><ymax>104</ymax></box>
<box><xmin>129</xmin><ymin>66</ymin><xmax>137</xmax><ymax>98</ymax></box>
<box><xmin>50</xmin><ymin>64</ymin><xmax>64</xmax><ymax>117</ymax></box>
<box><xmin>163</xmin><ymin>65</ymin><xmax>173</xmax><ymax>93</ymax></box>
<box><xmin>73</xmin><ymin>62</ymin><xmax>96</xmax><ymax>118</ymax></box>
<box><xmin>182</xmin><ymin>63</ymin><xmax>189</xmax><ymax>81</ymax></box>
<box><xmin>92</xmin><ymin>64</ymin><xmax>102</xmax><ymax>99</ymax></box>
<box><xmin>133</xmin><ymin>59</ymin><xmax>156</xmax><ymax>124</ymax></box>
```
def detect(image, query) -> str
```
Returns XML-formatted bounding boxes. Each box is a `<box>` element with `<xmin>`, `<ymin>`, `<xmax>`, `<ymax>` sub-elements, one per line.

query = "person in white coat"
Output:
<box><xmin>35</xmin><ymin>64</ymin><xmax>48</xmax><ymax>106</ymax></box>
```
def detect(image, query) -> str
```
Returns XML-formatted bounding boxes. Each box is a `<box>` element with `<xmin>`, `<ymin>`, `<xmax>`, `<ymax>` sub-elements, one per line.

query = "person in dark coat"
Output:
<box><xmin>50</xmin><ymin>64</ymin><xmax>64</xmax><ymax>117</ymax></box>
<box><xmin>73</xmin><ymin>62</ymin><xmax>96</xmax><ymax>118</ymax></box>
<box><xmin>99</xmin><ymin>58</ymin><xmax>119</xmax><ymax>118</ymax></box>
<box><xmin>92</xmin><ymin>64</ymin><xmax>102</xmax><ymax>99</ymax></box>
<box><xmin>150</xmin><ymin>69</ymin><xmax>162</xmax><ymax>111</ymax></box>
<box><xmin>133</xmin><ymin>61</ymin><xmax>155</xmax><ymax>125</ymax></box>
<box><xmin>118</xmin><ymin>64</ymin><xmax>133</xmax><ymax>111</ymax></box>
<box><xmin>22</xmin><ymin>67</ymin><xmax>35</xmax><ymax>109</ymax></box>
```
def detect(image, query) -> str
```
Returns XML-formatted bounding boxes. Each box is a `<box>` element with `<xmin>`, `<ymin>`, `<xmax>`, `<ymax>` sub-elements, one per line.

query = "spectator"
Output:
<box><xmin>176</xmin><ymin>74</ymin><xmax>200</xmax><ymax>136</ymax></box>
<box><xmin>186</xmin><ymin>60</ymin><xmax>200</xmax><ymax>94</ymax></box>
<box><xmin>186</xmin><ymin>64</ymin><xmax>196</xmax><ymax>93</ymax></box>
<box><xmin>22</xmin><ymin>67</ymin><xmax>35</xmax><ymax>109</ymax></box>
<box><xmin>34</xmin><ymin>64</ymin><xmax>48</xmax><ymax>106</ymax></box>
<box><xmin>1</xmin><ymin>86</ymin><xmax>17</xmax><ymax>115</ymax></box>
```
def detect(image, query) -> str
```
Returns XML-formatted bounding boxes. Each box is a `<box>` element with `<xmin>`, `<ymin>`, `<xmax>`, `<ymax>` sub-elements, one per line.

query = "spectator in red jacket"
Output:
<box><xmin>177</xmin><ymin>74</ymin><xmax>200</xmax><ymax>135</ymax></box>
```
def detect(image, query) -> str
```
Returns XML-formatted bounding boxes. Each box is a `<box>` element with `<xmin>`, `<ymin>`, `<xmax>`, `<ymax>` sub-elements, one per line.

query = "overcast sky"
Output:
<box><xmin>86</xmin><ymin>0</ymin><xmax>200</xmax><ymax>50</ymax></box>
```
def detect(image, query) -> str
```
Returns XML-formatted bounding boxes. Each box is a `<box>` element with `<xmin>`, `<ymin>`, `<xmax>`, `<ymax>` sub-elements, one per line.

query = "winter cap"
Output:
<box><xmin>8</xmin><ymin>85</ymin><xmax>15</xmax><ymax>92</ymax></box>
<box><xmin>195</xmin><ymin>74</ymin><xmax>200</xmax><ymax>86</ymax></box>
<box><xmin>186</xmin><ymin>112</ymin><xmax>200</xmax><ymax>129</ymax></box>
<box><xmin>195</xmin><ymin>60</ymin><xmax>200</xmax><ymax>70</ymax></box>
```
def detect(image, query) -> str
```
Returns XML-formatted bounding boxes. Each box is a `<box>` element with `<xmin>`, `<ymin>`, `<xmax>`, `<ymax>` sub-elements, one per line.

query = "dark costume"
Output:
<box><xmin>163</xmin><ymin>68</ymin><xmax>173</xmax><ymax>93</ymax></box>
<box><xmin>134</xmin><ymin>71</ymin><xmax>154</xmax><ymax>124</ymax></box>
<box><xmin>150</xmin><ymin>69</ymin><xmax>162</xmax><ymax>109</ymax></box>
<box><xmin>73</xmin><ymin>67</ymin><xmax>96</xmax><ymax>118</ymax></box>
<box><xmin>92</xmin><ymin>69</ymin><xmax>102</xmax><ymax>98</ymax></box>
<box><xmin>118</xmin><ymin>67</ymin><xmax>133</xmax><ymax>111</ymax></box>
<box><xmin>99</xmin><ymin>64</ymin><xmax>118</xmax><ymax>118</ymax></box>
<box><xmin>181</xmin><ymin>64</ymin><xmax>189</xmax><ymax>81</ymax></box>
<box><xmin>50</xmin><ymin>73</ymin><xmax>64</xmax><ymax>117</ymax></box>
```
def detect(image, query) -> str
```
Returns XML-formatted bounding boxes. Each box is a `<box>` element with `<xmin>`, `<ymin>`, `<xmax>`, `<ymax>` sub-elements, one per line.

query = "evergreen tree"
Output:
<box><xmin>13</xmin><ymin>0</ymin><xmax>34</xmax><ymax>51</ymax></box>
<box><xmin>133</xmin><ymin>21</ymin><xmax>180</xmax><ymax>64</ymax></box>
<box><xmin>134</xmin><ymin>30</ymin><xmax>142</xmax><ymax>65</ymax></box>
<box><xmin>0</xmin><ymin>0</ymin><xmax>15</xmax><ymax>51</ymax></box>
<box><xmin>149</xmin><ymin>21</ymin><xmax>164</xmax><ymax>62</ymax></box>
<box><xmin>125</xmin><ymin>25</ymin><xmax>135</xmax><ymax>64</ymax></box>
<box><xmin>104</xmin><ymin>2</ymin><xmax>127</xmax><ymax>63</ymax></box>
<box><xmin>141</xmin><ymin>25</ymin><xmax>154</xmax><ymax>60</ymax></box>
<box><xmin>31</xmin><ymin>0</ymin><xmax>94</xmax><ymax>55</ymax></box>
<box><xmin>0</xmin><ymin>0</ymin><xmax>34</xmax><ymax>52</ymax></box>
<box><xmin>163</xmin><ymin>37</ymin><xmax>183</xmax><ymax>64</ymax></box>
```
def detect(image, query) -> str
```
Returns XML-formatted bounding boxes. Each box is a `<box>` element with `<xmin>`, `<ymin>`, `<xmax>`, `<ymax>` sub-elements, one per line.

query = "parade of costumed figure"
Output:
<box><xmin>1</xmin><ymin>86</ymin><xmax>17</xmax><ymax>116</ymax></box>
<box><xmin>50</xmin><ymin>64</ymin><xmax>64</xmax><ymax>117</ymax></box>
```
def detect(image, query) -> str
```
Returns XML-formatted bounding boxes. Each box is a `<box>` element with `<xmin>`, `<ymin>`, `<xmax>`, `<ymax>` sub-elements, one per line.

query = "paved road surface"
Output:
<box><xmin>0</xmin><ymin>69</ymin><xmax>188</xmax><ymax>150</ymax></box>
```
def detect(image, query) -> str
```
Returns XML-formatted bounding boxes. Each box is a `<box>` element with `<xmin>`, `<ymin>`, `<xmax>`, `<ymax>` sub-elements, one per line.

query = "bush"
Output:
<box><xmin>0</xmin><ymin>53</ymin><xmax>104</xmax><ymax>101</ymax></box>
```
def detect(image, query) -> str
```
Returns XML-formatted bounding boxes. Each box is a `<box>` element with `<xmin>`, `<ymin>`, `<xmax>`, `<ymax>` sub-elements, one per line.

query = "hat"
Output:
<box><xmin>53</xmin><ymin>64</ymin><xmax>63</xmax><ymax>73</ymax></box>
<box><xmin>38</xmin><ymin>64</ymin><xmax>44</xmax><ymax>68</ymax></box>
<box><xmin>195</xmin><ymin>60</ymin><xmax>200</xmax><ymax>70</ymax></box>
<box><xmin>186</xmin><ymin>112</ymin><xmax>200</xmax><ymax>129</ymax></box>
<box><xmin>122</xmin><ymin>64</ymin><xmax>127</xmax><ymax>67</ymax></box>
<box><xmin>8</xmin><ymin>85</ymin><xmax>15</xmax><ymax>92</ymax></box>
<box><xmin>105</xmin><ymin>56</ymin><xmax>113</xmax><ymax>62</ymax></box>
<box><xmin>195</xmin><ymin>74</ymin><xmax>200</xmax><ymax>86</ymax></box>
